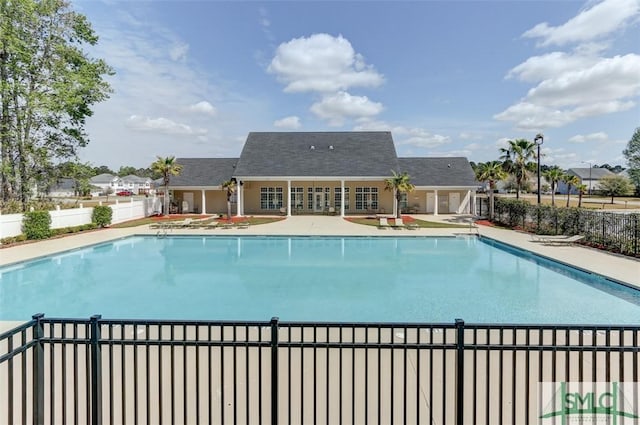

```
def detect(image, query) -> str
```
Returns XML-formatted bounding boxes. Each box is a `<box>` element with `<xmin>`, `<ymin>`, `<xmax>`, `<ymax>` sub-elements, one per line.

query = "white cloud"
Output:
<box><xmin>568</xmin><ymin>132</ymin><xmax>608</xmax><ymax>143</ymax></box>
<box><xmin>268</xmin><ymin>33</ymin><xmax>384</xmax><ymax>93</ymax></box>
<box><xmin>189</xmin><ymin>101</ymin><xmax>217</xmax><ymax>116</ymax></box>
<box><xmin>354</xmin><ymin>120</ymin><xmax>451</xmax><ymax>148</ymax></box>
<box><xmin>496</xmin><ymin>54</ymin><xmax>640</xmax><ymax>129</ymax></box>
<box><xmin>310</xmin><ymin>91</ymin><xmax>383</xmax><ymax>126</ymax></box>
<box><xmin>522</xmin><ymin>0</ymin><xmax>640</xmax><ymax>47</ymax></box>
<box><xmin>274</xmin><ymin>116</ymin><xmax>302</xmax><ymax>129</ymax></box>
<box><xmin>169</xmin><ymin>42</ymin><xmax>189</xmax><ymax>61</ymax></box>
<box><xmin>506</xmin><ymin>51</ymin><xmax>601</xmax><ymax>83</ymax></box>
<box><xmin>126</xmin><ymin>115</ymin><xmax>207</xmax><ymax>136</ymax></box>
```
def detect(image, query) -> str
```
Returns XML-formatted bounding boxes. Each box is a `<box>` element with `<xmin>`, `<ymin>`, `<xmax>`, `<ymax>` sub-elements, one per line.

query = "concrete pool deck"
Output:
<box><xmin>1</xmin><ymin>214</ymin><xmax>638</xmax><ymax>288</ymax></box>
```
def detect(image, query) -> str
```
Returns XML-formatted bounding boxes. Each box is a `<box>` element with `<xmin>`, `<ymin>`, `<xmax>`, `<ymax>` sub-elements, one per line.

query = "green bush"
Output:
<box><xmin>92</xmin><ymin>205</ymin><xmax>112</xmax><ymax>228</ymax></box>
<box><xmin>22</xmin><ymin>210</ymin><xmax>52</xmax><ymax>240</ymax></box>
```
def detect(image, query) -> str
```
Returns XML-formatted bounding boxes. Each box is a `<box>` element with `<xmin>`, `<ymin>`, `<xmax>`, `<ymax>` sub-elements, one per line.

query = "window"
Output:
<box><xmin>355</xmin><ymin>187</ymin><xmax>378</xmax><ymax>211</ymax></box>
<box><xmin>400</xmin><ymin>193</ymin><xmax>408</xmax><ymax>211</ymax></box>
<box><xmin>334</xmin><ymin>187</ymin><xmax>350</xmax><ymax>210</ymax></box>
<box><xmin>307</xmin><ymin>187</ymin><xmax>313</xmax><ymax>209</ymax></box>
<box><xmin>291</xmin><ymin>187</ymin><xmax>304</xmax><ymax>210</ymax></box>
<box><xmin>260</xmin><ymin>187</ymin><xmax>283</xmax><ymax>210</ymax></box>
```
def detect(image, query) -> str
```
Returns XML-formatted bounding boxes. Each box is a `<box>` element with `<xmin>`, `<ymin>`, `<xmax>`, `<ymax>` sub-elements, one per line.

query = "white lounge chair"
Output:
<box><xmin>392</xmin><ymin>217</ymin><xmax>404</xmax><ymax>229</ymax></box>
<box><xmin>378</xmin><ymin>217</ymin><xmax>390</xmax><ymax>229</ymax></box>
<box><xmin>532</xmin><ymin>234</ymin><xmax>584</xmax><ymax>245</ymax></box>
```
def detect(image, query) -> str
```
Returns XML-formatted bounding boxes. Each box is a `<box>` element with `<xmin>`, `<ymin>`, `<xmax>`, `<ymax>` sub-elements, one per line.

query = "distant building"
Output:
<box><xmin>558</xmin><ymin>167</ymin><xmax>614</xmax><ymax>195</ymax></box>
<box><xmin>89</xmin><ymin>173</ymin><xmax>153</xmax><ymax>195</ymax></box>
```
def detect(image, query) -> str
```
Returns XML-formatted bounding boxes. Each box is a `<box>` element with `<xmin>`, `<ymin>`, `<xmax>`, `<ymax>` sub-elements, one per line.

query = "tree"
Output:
<box><xmin>0</xmin><ymin>0</ymin><xmax>113</xmax><ymax>210</ymax></box>
<box><xmin>117</xmin><ymin>166</ymin><xmax>138</xmax><ymax>177</ymax></box>
<box><xmin>623</xmin><ymin>128</ymin><xmax>640</xmax><ymax>194</ymax></box>
<box><xmin>58</xmin><ymin>161</ymin><xmax>94</xmax><ymax>197</ymax></box>
<box><xmin>597</xmin><ymin>175</ymin><xmax>634</xmax><ymax>204</ymax></box>
<box><xmin>93</xmin><ymin>165</ymin><xmax>115</xmax><ymax>175</ymax></box>
<box><xmin>576</xmin><ymin>184</ymin><xmax>588</xmax><ymax>208</ymax></box>
<box><xmin>542</xmin><ymin>167</ymin><xmax>564</xmax><ymax>206</ymax></box>
<box><xmin>221</xmin><ymin>179</ymin><xmax>237</xmax><ymax>220</ymax></box>
<box><xmin>475</xmin><ymin>161</ymin><xmax>507</xmax><ymax>219</ymax></box>
<box><xmin>562</xmin><ymin>174</ymin><xmax>580</xmax><ymax>207</ymax></box>
<box><xmin>384</xmin><ymin>170</ymin><xmax>415</xmax><ymax>219</ymax></box>
<box><xmin>499</xmin><ymin>139</ymin><xmax>537</xmax><ymax>199</ymax></box>
<box><xmin>151</xmin><ymin>156</ymin><xmax>182</xmax><ymax>216</ymax></box>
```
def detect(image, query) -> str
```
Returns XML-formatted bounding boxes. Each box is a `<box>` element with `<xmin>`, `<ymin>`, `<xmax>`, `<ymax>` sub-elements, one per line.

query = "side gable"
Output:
<box><xmin>398</xmin><ymin>157</ymin><xmax>477</xmax><ymax>187</ymax></box>
<box><xmin>567</xmin><ymin>168</ymin><xmax>614</xmax><ymax>180</ymax></box>
<box><xmin>170</xmin><ymin>158</ymin><xmax>238</xmax><ymax>187</ymax></box>
<box><xmin>234</xmin><ymin>132</ymin><xmax>399</xmax><ymax>177</ymax></box>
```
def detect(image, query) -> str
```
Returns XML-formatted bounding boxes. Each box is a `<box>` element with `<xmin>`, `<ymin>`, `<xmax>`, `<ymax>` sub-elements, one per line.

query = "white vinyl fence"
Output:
<box><xmin>0</xmin><ymin>198</ymin><xmax>162</xmax><ymax>239</ymax></box>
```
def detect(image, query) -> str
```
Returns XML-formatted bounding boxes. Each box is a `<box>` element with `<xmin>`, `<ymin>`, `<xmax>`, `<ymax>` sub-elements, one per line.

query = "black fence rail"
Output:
<box><xmin>493</xmin><ymin>198</ymin><xmax>640</xmax><ymax>257</ymax></box>
<box><xmin>2</xmin><ymin>315</ymin><xmax>640</xmax><ymax>424</ymax></box>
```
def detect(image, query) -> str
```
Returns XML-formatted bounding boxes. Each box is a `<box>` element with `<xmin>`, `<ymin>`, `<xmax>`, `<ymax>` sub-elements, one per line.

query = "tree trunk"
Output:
<box><xmin>611</xmin><ymin>195</ymin><xmax>615</xmax><ymax>204</ymax></box>
<box><xmin>164</xmin><ymin>185</ymin><xmax>169</xmax><ymax>216</ymax></box>
<box><xmin>566</xmin><ymin>186</ymin><xmax>571</xmax><ymax>208</ymax></box>
<box><xmin>489</xmin><ymin>192</ymin><xmax>494</xmax><ymax>220</ymax></box>
<box><xmin>227</xmin><ymin>200</ymin><xmax>231</xmax><ymax>220</ymax></box>
<box><xmin>578</xmin><ymin>193</ymin><xmax>583</xmax><ymax>208</ymax></box>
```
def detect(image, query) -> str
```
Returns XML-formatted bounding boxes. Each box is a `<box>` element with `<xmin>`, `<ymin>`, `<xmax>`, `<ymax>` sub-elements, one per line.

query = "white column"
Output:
<box><xmin>434</xmin><ymin>190</ymin><xmax>439</xmax><ymax>216</ymax></box>
<box><xmin>235</xmin><ymin>183</ymin><xmax>242</xmax><ymax>217</ymax></box>
<box><xmin>340</xmin><ymin>180</ymin><xmax>345</xmax><ymax>217</ymax></box>
<box><xmin>287</xmin><ymin>180</ymin><xmax>292</xmax><ymax>217</ymax></box>
<box><xmin>471</xmin><ymin>190</ymin><xmax>476</xmax><ymax>215</ymax></box>
<box><xmin>239</xmin><ymin>183</ymin><xmax>244</xmax><ymax>216</ymax></box>
<box><xmin>201</xmin><ymin>189</ymin><xmax>206</xmax><ymax>214</ymax></box>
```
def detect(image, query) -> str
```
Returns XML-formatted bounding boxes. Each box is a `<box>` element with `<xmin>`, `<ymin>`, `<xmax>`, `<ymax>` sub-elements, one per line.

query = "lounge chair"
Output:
<box><xmin>237</xmin><ymin>221</ymin><xmax>250</xmax><ymax>229</ymax></box>
<box><xmin>532</xmin><ymin>234</ymin><xmax>584</xmax><ymax>245</ymax></box>
<box><xmin>392</xmin><ymin>217</ymin><xmax>404</xmax><ymax>229</ymax></box>
<box><xmin>378</xmin><ymin>217</ymin><xmax>390</xmax><ymax>229</ymax></box>
<box><xmin>406</xmin><ymin>222</ymin><xmax>419</xmax><ymax>230</ymax></box>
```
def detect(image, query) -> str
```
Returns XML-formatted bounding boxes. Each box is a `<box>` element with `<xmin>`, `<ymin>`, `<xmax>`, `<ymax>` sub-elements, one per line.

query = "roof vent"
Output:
<box><xmin>447</xmin><ymin>164</ymin><xmax>451</xmax><ymax>168</ymax></box>
<box><xmin>329</xmin><ymin>145</ymin><xmax>334</xmax><ymax>150</ymax></box>
<box><xmin>310</xmin><ymin>145</ymin><xmax>315</xmax><ymax>150</ymax></box>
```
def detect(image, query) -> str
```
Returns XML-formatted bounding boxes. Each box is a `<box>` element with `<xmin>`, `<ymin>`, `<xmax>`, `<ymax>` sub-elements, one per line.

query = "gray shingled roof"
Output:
<box><xmin>234</xmin><ymin>132</ymin><xmax>399</xmax><ymax>177</ymax></box>
<box><xmin>567</xmin><ymin>167</ymin><xmax>614</xmax><ymax>179</ymax></box>
<box><xmin>170</xmin><ymin>158</ymin><xmax>237</xmax><ymax>187</ymax></box>
<box><xmin>90</xmin><ymin>173</ymin><xmax>116</xmax><ymax>184</ymax></box>
<box><xmin>398</xmin><ymin>157</ymin><xmax>477</xmax><ymax>187</ymax></box>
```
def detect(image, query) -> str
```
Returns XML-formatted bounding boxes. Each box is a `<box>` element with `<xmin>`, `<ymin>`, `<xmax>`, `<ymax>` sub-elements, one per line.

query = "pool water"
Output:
<box><xmin>0</xmin><ymin>236</ymin><xmax>638</xmax><ymax>323</ymax></box>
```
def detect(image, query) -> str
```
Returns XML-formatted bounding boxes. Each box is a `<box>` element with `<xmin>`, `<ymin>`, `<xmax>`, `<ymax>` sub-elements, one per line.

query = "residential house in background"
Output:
<box><xmin>558</xmin><ymin>167</ymin><xmax>614</xmax><ymax>195</ymax></box>
<box><xmin>168</xmin><ymin>132</ymin><xmax>478</xmax><ymax>216</ymax></box>
<box><xmin>89</xmin><ymin>173</ymin><xmax>154</xmax><ymax>195</ymax></box>
<box><xmin>47</xmin><ymin>178</ymin><xmax>77</xmax><ymax>198</ymax></box>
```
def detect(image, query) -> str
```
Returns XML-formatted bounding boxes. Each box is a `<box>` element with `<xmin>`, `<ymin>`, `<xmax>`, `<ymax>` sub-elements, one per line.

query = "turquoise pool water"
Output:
<box><xmin>0</xmin><ymin>236</ymin><xmax>638</xmax><ymax>323</ymax></box>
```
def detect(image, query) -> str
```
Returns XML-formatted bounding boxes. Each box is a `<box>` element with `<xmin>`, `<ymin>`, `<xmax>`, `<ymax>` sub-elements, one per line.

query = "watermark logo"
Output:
<box><xmin>539</xmin><ymin>382</ymin><xmax>640</xmax><ymax>424</ymax></box>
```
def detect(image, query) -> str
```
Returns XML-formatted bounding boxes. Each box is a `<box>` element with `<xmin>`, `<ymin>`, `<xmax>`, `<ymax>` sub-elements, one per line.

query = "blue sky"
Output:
<box><xmin>76</xmin><ymin>0</ymin><xmax>640</xmax><ymax>170</ymax></box>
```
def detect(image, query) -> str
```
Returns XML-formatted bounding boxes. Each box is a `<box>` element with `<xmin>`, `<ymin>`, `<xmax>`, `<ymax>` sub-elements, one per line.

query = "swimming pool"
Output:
<box><xmin>0</xmin><ymin>236</ymin><xmax>638</xmax><ymax>323</ymax></box>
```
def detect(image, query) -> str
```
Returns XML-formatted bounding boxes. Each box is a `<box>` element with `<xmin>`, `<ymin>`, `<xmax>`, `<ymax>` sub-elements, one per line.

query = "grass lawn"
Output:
<box><xmin>347</xmin><ymin>216</ymin><xmax>469</xmax><ymax>228</ymax></box>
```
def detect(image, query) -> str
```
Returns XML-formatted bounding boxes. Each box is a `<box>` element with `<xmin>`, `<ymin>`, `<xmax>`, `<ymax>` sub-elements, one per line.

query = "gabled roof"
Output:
<box><xmin>567</xmin><ymin>168</ymin><xmax>614</xmax><ymax>179</ymax></box>
<box><xmin>234</xmin><ymin>132</ymin><xmax>399</xmax><ymax>177</ymax></box>
<box><xmin>398</xmin><ymin>157</ymin><xmax>477</xmax><ymax>187</ymax></box>
<box><xmin>121</xmin><ymin>174</ymin><xmax>151</xmax><ymax>183</ymax></box>
<box><xmin>170</xmin><ymin>158</ymin><xmax>237</xmax><ymax>187</ymax></box>
<box><xmin>90</xmin><ymin>173</ymin><xmax>116</xmax><ymax>184</ymax></box>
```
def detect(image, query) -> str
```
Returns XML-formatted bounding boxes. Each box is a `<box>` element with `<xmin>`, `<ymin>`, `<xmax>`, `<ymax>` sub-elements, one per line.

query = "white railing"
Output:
<box><xmin>0</xmin><ymin>198</ymin><xmax>162</xmax><ymax>239</ymax></box>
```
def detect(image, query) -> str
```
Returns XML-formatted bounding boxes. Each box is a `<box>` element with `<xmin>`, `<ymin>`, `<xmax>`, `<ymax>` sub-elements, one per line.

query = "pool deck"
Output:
<box><xmin>1</xmin><ymin>214</ymin><xmax>637</xmax><ymax>290</ymax></box>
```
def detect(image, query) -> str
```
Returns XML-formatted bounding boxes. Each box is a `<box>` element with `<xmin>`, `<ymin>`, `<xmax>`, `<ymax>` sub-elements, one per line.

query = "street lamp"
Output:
<box><xmin>581</xmin><ymin>161</ymin><xmax>592</xmax><ymax>196</ymax></box>
<box><xmin>534</xmin><ymin>133</ymin><xmax>544</xmax><ymax>204</ymax></box>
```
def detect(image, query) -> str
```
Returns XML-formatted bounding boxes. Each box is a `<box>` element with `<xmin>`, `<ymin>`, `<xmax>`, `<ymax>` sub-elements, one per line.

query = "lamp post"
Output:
<box><xmin>534</xmin><ymin>134</ymin><xmax>544</xmax><ymax>204</ymax></box>
<box><xmin>581</xmin><ymin>161</ymin><xmax>592</xmax><ymax>196</ymax></box>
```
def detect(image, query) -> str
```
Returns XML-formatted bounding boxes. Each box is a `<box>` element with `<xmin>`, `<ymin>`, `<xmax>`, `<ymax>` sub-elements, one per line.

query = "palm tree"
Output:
<box><xmin>384</xmin><ymin>170</ymin><xmax>415</xmax><ymax>218</ymax></box>
<box><xmin>563</xmin><ymin>174</ymin><xmax>580</xmax><ymax>207</ymax></box>
<box><xmin>542</xmin><ymin>167</ymin><xmax>564</xmax><ymax>206</ymax></box>
<box><xmin>576</xmin><ymin>184</ymin><xmax>588</xmax><ymax>208</ymax></box>
<box><xmin>151</xmin><ymin>156</ymin><xmax>183</xmax><ymax>216</ymax></box>
<box><xmin>221</xmin><ymin>179</ymin><xmax>237</xmax><ymax>220</ymax></box>
<box><xmin>499</xmin><ymin>139</ymin><xmax>538</xmax><ymax>199</ymax></box>
<box><xmin>475</xmin><ymin>161</ymin><xmax>507</xmax><ymax>219</ymax></box>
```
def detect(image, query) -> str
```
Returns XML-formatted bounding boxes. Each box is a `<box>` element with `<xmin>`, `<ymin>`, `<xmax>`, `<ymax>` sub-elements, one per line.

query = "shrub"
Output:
<box><xmin>22</xmin><ymin>210</ymin><xmax>52</xmax><ymax>240</ymax></box>
<box><xmin>92</xmin><ymin>206</ymin><xmax>112</xmax><ymax>228</ymax></box>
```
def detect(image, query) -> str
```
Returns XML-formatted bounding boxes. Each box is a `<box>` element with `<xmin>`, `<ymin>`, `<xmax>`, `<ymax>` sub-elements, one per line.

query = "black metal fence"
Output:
<box><xmin>493</xmin><ymin>197</ymin><xmax>640</xmax><ymax>257</ymax></box>
<box><xmin>2</xmin><ymin>315</ymin><xmax>640</xmax><ymax>424</ymax></box>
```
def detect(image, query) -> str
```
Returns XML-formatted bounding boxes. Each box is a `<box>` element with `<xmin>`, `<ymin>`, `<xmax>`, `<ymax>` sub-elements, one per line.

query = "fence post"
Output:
<box><xmin>90</xmin><ymin>315</ymin><xmax>102</xmax><ymax>425</ymax></box>
<box><xmin>32</xmin><ymin>313</ymin><xmax>45</xmax><ymax>425</ymax></box>
<box><xmin>455</xmin><ymin>319</ymin><xmax>465</xmax><ymax>425</ymax></box>
<box><xmin>270</xmin><ymin>317</ymin><xmax>279</xmax><ymax>425</ymax></box>
<box><xmin>634</xmin><ymin>214</ymin><xmax>638</xmax><ymax>256</ymax></box>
